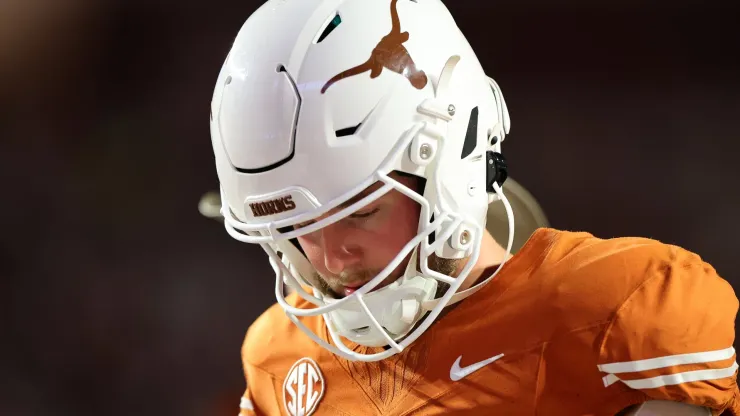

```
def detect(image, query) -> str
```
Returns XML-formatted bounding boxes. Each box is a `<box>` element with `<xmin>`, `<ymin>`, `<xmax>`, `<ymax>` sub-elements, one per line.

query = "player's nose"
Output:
<box><xmin>319</xmin><ymin>224</ymin><xmax>361</xmax><ymax>275</ymax></box>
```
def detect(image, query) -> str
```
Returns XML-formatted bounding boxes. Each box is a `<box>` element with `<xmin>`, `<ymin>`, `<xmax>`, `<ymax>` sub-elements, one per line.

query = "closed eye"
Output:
<box><xmin>349</xmin><ymin>208</ymin><xmax>379</xmax><ymax>219</ymax></box>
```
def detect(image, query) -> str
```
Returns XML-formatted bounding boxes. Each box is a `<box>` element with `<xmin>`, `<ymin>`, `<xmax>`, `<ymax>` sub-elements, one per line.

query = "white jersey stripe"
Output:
<box><xmin>240</xmin><ymin>397</ymin><xmax>254</xmax><ymax>411</ymax></box>
<box><xmin>602</xmin><ymin>361</ymin><xmax>739</xmax><ymax>389</ymax></box>
<box><xmin>597</xmin><ymin>346</ymin><xmax>735</xmax><ymax>374</ymax></box>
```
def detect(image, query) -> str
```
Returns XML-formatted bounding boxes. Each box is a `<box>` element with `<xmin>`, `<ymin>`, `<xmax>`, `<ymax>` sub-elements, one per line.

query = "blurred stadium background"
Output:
<box><xmin>1</xmin><ymin>0</ymin><xmax>738</xmax><ymax>415</ymax></box>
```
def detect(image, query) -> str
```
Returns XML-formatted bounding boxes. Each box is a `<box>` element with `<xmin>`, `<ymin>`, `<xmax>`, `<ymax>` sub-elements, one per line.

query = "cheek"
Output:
<box><xmin>365</xmin><ymin>207</ymin><xmax>420</xmax><ymax>265</ymax></box>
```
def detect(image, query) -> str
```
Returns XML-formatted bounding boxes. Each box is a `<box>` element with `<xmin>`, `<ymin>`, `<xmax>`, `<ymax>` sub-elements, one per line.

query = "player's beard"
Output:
<box><xmin>427</xmin><ymin>254</ymin><xmax>462</xmax><ymax>298</ymax></box>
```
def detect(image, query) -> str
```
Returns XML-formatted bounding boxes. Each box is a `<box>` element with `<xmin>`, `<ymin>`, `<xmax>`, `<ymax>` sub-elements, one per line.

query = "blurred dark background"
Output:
<box><xmin>1</xmin><ymin>0</ymin><xmax>738</xmax><ymax>415</ymax></box>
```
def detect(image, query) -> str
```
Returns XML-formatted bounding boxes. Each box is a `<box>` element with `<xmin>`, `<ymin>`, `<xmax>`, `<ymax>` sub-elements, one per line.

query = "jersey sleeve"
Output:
<box><xmin>596</xmin><ymin>245</ymin><xmax>740</xmax><ymax>413</ymax></box>
<box><xmin>239</xmin><ymin>384</ymin><xmax>256</xmax><ymax>416</ymax></box>
<box><xmin>239</xmin><ymin>341</ymin><xmax>259</xmax><ymax>416</ymax></box>
<box><xmin>240</xmin><ymin>329</ymin><xmax>284</xmax><ymax>416</ymax></box>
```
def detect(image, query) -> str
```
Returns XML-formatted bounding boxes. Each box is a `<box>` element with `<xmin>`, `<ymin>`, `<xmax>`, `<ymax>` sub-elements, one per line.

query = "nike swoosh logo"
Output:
<box><xmin>450</xmin><ymin>353</ymin><xmax>505</xmax><ymax>381</ymax></box>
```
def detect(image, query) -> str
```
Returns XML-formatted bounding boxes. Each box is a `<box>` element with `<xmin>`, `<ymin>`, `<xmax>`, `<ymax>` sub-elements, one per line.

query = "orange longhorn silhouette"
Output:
<box><xmin>321</xmin><ymin>0</ymin><xmax>428</xmax><ymax>94</ymax></box>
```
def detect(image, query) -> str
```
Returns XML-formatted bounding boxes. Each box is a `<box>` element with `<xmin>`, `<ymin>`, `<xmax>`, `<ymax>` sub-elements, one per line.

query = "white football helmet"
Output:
<box><xmin>210</xmin><ymin>0</ymin><xmax>515</xmax><ymax>362</ymax></box>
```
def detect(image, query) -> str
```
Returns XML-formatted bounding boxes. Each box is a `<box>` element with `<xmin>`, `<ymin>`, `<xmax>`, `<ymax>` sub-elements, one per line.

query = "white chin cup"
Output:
<box><xmin>323</xmin><ymin>273</ymin><xmax>438</xmax><ymax>347</ymax></box>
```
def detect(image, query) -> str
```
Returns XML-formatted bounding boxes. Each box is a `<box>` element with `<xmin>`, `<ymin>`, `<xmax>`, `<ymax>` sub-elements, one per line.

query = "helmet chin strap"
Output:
<box><xmin>321</xmin><ymin>248</ymin><xmax>439</xmax><ymax>348</ymax></box>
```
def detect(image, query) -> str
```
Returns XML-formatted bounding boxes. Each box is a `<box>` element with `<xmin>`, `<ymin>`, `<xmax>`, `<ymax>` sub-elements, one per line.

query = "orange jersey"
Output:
<box><xmin>238</xmin><ymin>228</ymin><xmax>740</xmax><ymax>415</ymax></box>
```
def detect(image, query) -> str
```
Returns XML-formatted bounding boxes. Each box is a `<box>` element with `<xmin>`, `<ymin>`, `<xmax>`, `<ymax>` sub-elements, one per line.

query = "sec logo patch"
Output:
<box><xmin>282</xmin><ymin>357</ymin><xmax>325</xmax><ymax>416</ymax></box>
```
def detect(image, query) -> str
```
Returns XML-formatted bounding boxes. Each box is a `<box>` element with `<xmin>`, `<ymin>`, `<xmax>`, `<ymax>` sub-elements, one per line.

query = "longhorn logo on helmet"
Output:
<box><xmin>321</xmin><ymin>0</ymin><xmax>427</xmax><ymax>94</ymax></box>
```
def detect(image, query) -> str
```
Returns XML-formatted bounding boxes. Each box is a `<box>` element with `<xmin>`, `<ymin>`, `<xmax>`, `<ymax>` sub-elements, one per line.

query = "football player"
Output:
<box><xmin>208</xmin><ymin>0</ymin><xmax>739</xmax><ymax>415</ymax></box>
